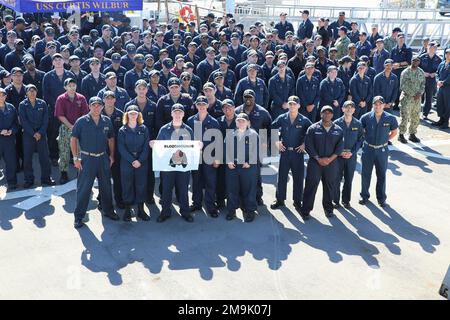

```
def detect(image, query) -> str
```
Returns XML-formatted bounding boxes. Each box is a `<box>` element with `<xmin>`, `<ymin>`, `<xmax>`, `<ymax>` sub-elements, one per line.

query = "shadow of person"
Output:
<box><xmin>165</xmin><ymin>210</ymin><xmax>301</xmax><ymax>279</ymax></box>
<box><xmin>24</xmin><ymin>201</ymin><xmax>55</xmax><ymax>228</ymax></box>
<box><xmin>76</xmin><ymin>198</ymin><xmax>303</xmax><ymax>285</ymax></box>
<box><xmin>367</xmin><ymin>202</ymin><xmax>440</xmax><ymax>253</ymax></box>
<box><xmin>389</xmin><ymin>149</ymin><xmax>433</xmax><ymax>173</ymax></box>
<box><xmin>417</xmin><ymin>144</ymin><xmax>450</xmax><ymax>165</ymax></box>
<box><xmin>61</xmin><ymin>188</ymin><xmax>98</xmax><ymax>215</ymax></box>
<box><xmin>249</xmin><ymin>206</ymin><xmax>301</xmax><ymax>270</ymax></box>
<box><xmin>77</xmin><ymin>225</ymin><xmax>124</xmax><ymax>286</ymax></box>
<box><xmin>281</xmin><ymin>207</ymin><xmax>380</xmax><ymax>267</ymax></box>
<box><xmin>0</xmin><ymin>199</ymin><xmax>24</xmax><ymax>230</ymax></box>
<box><xmin>339</xmin><ymin>207</ymin><xmax>401</xmax><ymax>255</ymax></box>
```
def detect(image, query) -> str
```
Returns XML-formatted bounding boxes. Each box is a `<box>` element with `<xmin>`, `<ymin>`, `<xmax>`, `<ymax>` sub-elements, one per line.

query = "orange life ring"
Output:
<box><xmin>179</xmin><ymin>6</ymin><xmax>196</xmax><ymax>23</ymax></box>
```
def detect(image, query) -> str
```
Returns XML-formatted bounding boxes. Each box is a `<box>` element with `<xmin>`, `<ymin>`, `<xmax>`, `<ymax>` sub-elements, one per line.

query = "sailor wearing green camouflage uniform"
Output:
<box><xmin>398</xmin><ymin>56</ymin><xmax>426</xmax><ymax>144</ymax></box>
<box><xmin>334</xmin><ymin>27</ymin><xmax>351</xmax><ymax>60</ymax></box>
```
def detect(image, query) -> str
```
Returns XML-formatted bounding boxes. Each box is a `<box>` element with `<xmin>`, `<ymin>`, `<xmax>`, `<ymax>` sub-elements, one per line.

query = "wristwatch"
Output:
<box><xmin>73</xmin><ymin>156</ymin><xmax>80</xmax><ymax>161</ymax></box>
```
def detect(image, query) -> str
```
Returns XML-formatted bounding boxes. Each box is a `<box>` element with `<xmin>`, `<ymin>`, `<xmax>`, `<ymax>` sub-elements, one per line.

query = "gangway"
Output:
<box><xmin>234</xmin><ymin>4</ymin><xmax>449</xmax><ymax>49</ymax></box>
<box><xmin>140</xmin><ymin>1</ymin><xmax>449</xmax><ymax>49</ymax></box>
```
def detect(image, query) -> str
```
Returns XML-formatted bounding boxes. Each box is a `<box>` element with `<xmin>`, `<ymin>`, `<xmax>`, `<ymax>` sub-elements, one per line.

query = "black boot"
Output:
<box><xmin>137</xmin><ymin>203</ymin><xmax>150</xmax><ymax>221</ymax></box>
<box><xmin>398</xmin><ymin>134</ymin><xmax>407</xmax><ymax>144</ymax></box>
<box><xmin>409</xmin><ymin>134</ymin><xmax>420</xmax><ymax>143</ymax></box>
<box><xmin>123</xmin><ymin>205</ymin><xmax>132</xmax><ymax>222</ymax></box>
<box><xmin>59</xmin><ymin>171</ymin><xmax>68</xmax><ymax>184</ymax></box>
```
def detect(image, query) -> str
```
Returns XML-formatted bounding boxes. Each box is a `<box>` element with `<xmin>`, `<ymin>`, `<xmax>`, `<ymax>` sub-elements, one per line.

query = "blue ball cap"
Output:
<box><xmin>162</xmin><ymin>58</ymin><xmax>174</xmax><ymax>68</ymax></box>
<box><xmin>11</xmin><ymin>67</ymin><xmax>24</xmax><ymax>75</ymax></box>
<box><xmin>222</xmin><ymin>99</ymin><xmax>235</xmax><ymax>107</ymax></box>
<box><xmin>149</xmin><ymin>70</ymin><xmax>160</xmax><ymax>77</ymax></box>
<box><xmin>320</xmin><ymin>105</ymin><xmax>334</xmax><ymax>113</ymax></box>
<box><xmin>372</xmin><ymin>95</ymin><xmax>385</xmax><ymax>104</ymax></box>
<box><xmin>111</xmin><ymin>53</ymin><xmax>121</xmax><ymax>62</ymax></box>
<box><xmin>167</xmin><ymin>77</ymin><xmax>181</xmax><ymax>87</ymax></box>
<box><xmin>243</xmin><ymin>89</ymin><xmax>255</xmax><ymax>98</ymax></box>
<box><xmin>171</xmin><ymin>103</ymin><xmax>184</xmax><ymax>112</ymax></box>
<box><xmin>246</xmin><ymin>63</ymin><xmax>258</xmax><ymax>71</ymax></box>
<box><xmin>195</xmin><ymin>95</ymin><xmax>208</xmax><ymax>105</ymax></box>
<box><xmin>89</xmin><ymin>96</ymin><xmax>103</xmax><ymax>106</ymax></box>
<box><xmin>236</xmin><ymin>113</ymin><xmax>249</xmax><ymax>121</ymax></box>
<box><xmin>126</xmin><ymin>105</ymin><xmax>140</xmax><ymax>113</ymax></box>
<box><xmin>135</xmin><ymin>79</ymin><xmax>148</xmax><ymax>88</ymax></box>
<box><xmin>287</xmin><ymin>96</ymin><xmax>300</xmax><ymax>104</ymax></box>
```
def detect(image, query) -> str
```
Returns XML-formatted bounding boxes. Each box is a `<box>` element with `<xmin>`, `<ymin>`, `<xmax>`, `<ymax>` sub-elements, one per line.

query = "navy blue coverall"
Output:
<box><xmin>302</xmin><ymin>121</ymin><xmax>344</xmax><ymax>214</ymax></box>
<box><xmin>71</xmin><ymin>114</ymin><xmax>115</xmax><ymax>222</ymax></box>
<box><xmin>360</xmin><ymin>111</ymin><xmax>398</xmax><ymax>203</ymax></box>
<box><xmin>333</xmin><ymin>116</ymin><xmax>364</xmax><ymax>204</ymax></box>
<box><xmin>187</xmin><ymin>113</ymin><xmax>221</xmax><ymax>213</ymax></box>
<box><xmin>18</xmin><ymin>98</ymin><xmax>52</xmax><ymax>184</ymax></box>
<box><xmin>224</xmin><ymin>128</ymin><xmax>259</xmax><ymax>213</ymax></box>
<box><xmin>271</xmin><ymin>112</ymin><xmax>312</xmax><ymax>204</ymax></box>
<box><xmin>0</xmin><ymin>102</ymin><xmax>18</xmax><ymax>186</ymax></box>
<box><xmin>118</xmin><ymin>124</ymin><xmax>150</xmax><ymax>205</ymax></box>
<box><xmin>156</xmin><ymin>122</ymin><xmax>194</xmax><ymax>218</ymax></box>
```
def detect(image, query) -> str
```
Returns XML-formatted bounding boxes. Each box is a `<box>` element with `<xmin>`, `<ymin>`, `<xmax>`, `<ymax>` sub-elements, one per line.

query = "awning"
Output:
<box><xmin>0</xmin><ymin>0</ymin><xmax>143</xmax><ymax>13</ymax></box>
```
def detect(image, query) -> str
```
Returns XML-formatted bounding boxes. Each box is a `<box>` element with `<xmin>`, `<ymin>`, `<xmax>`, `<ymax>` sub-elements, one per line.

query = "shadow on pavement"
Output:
<box><xmin>76</xmin><ymin>205</ymin><xmax>302</xmax><ymax>285</ymax></box>
<box><xmin>280</xmin><ymin>206</ymin><xmax>380</xmax><ymax>267</ymax></box>
<box><xmin>367</xmin><ymin>202</ymin><xmax>440</xmax><ymax>254</ymax></box>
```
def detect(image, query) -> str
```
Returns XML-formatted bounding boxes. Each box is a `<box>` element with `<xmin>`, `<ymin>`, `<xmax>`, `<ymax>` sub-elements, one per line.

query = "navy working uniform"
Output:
<box><xmin>103</xmin><ymin>64</ymin><xmax>127</xmax><ymax>88</ymax></box>
<box><xmin>271</xmin><ymin>110</ymin><xmax>312</xmax><ymax>205</ymax></box>
<box><xmin>71</xmin><ymin>103</ymin><xmax>116</xmax><ymax>223</ymax></box>
<box><xmin>349</xmin><ymin>73</ymin><xmax>373</xmax><ymax>119</ymax></box>
<box><xmin>235</xmin><ymin>99</ymin><xmax>271</xmax><ymax>203</ymax></box>
<box><xmin>225</xmin><ymin>124</ymin><xmax>259</xmax><ymax>218</ymax></box>
<box><xmin>319</xmin><ymin>77</ymin><xmax>346</xmax><ymax>119</ymax></box>
<box><xmin>118</xmin><ymin>117</ymin><xmax>150</xmax><ymax>206</ymax></box>
<box><xmin>390</xmin><ymin>42</ymin><xmax>412</xmax><ymax>105</ymax></box>
<box><xmin>296</xmin><ymin>73</ymin><xmax>320</xmax><ymax>122</ymax></box>
<box><xmin>360</xmin><ymin>106</ymin><xmax>398</xmax><ymax>203</ymax></box>
<box><xmin>123</xmin><ymin>68</ymin><xmax>149</xmax><ymax>98</ymax></box>
<box><xmin>18</xmin><ymin>97</ymin><xmax>52</xmax><ymax>185</ymax></box>
<box><xmin>268</xmin><ymin>73</ymin><xmax>296</xmax><ymax>118</ymax></box>
<box><xmin>436</xmin><ymin>57</ymin><xmax>450</xmax><ymax>126</ymax></box>
<box><xmin>302</xmin><ymin>116</ymin><xmax>344</xmax><ymax>215</ymax></box>
<box><xmin>0</xmin><ymin>100</ymin><xmax>18</xmax><ymax>188</ymax></box>
<box><xmin>147</xmin><ymin>83</ymin><xmax>168</xmax><ymax>104</ymax></box>
<box><xmin>155</xmin><ymin>93</ymin><xmax>194</xmax><ymax>131</ymax></box>
<box><xmin>97</xmin><ymin>86</ymin><xmax>130</xmax><ymax>111</ymax></box>
<box><xmin>187</xmin><ymin>110</ymin><xmax>221</xmax><ymax>215</ymax></box>
<box><xmin>156</xmin><ymin>119</ymin><xmax>194</xmax><ymax>219</ymax></box>
<box><xmin>102</xmin><ymin>105</ymin><xmax>124</xmax><ymax>207</ymax></box>
<box><xmin>373</xmin><ymin>71</ymin><xmax>398</xmax><ymax>113</ymax></box>
<box><xmin>125</xmin><ymin>96</ymin><xmax>157</xmax><ymax>202</ymax></box>
<box><xmin>234</xmin><ymin>76</ymin><xmax>269</xmax><ymax>108</ymax></box>
<box><xmin>216</xmin><ymin>107</ymin><xmax>236</xmax><ymax>206</ymax></box>
<box><xmin>81</xmin><ymin>73</ymin><xmax>107</xmax><ymax>100</ymax></box>
<box><xmin>333</xmin><ymin>115</ymin><xmax>364</xmax><ymax>205</ymax></box>
<box><xmin>419</xmin><ymin>50</ymin><xmax>442</xmax><ymax>117</ymax></box>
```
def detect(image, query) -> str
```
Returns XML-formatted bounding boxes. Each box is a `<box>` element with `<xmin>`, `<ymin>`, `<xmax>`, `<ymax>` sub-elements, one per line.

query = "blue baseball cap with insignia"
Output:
<box><xmin>195</xmin><ymin>95</ymin><xmax>208</xmax><ymax>105</ymax></box>
<box><xmin>171</xmin><ymin>103</ymin><xmax>184</xmax><ymax>112</ymax></box>
<box><xmin>167</xmin><ymin>77</ymin><xmax>181</xmax><ymax>87</ymax></box>
<box><xmin>89</xmin><ymin>96</ymin><xmax>103</xmax><ymax>106</ymax></box>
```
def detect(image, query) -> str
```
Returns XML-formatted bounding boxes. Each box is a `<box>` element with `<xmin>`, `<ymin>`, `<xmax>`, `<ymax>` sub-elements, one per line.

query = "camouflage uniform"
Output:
<box><xmin>399</xmin><ymin>66</ymin><xmax>426</xmax><ymax>135</ymax></box>
<box><xmin>383</xmin><ymin>36</ymin><xmax>397</xmax><ymax>53</ymax></box>
<box><xmin>335</xmin><ymin>36</ymin><xmax>351</xmax><ymax>60</ymax></box>
<box><xmin>57</xmin><ymin>125</ymin><xmax>72</xmax><ymax>172</ymax></box>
